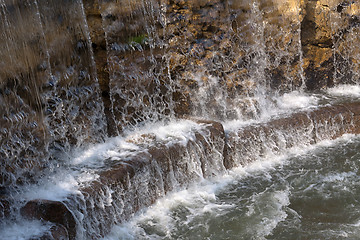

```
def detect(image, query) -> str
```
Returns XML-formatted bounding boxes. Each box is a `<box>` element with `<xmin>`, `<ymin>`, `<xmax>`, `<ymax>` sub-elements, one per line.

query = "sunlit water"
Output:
<box><xmin>106</xmin><ymin>134</ymin><xmax>360</xmax><ymax>240</ymax></box>
<box><xmin>102</xmin><ymin>85</ymin><xmax>360</xmax><ymax>240</ymax></box>
<box><xmin>1</xmin><ymin>85</ymin><xmax>360</xmax><ymax>239</ymax></box>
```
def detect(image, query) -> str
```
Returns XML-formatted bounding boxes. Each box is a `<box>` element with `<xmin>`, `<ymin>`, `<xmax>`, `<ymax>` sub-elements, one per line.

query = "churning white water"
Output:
<box><xmin>223</xmin><ymin>90</ymin><xmax>320</xmax><ymax>131</ymax></box>
<box><xmin>2</xmin><ymin>88</ymin><xmax>360</xmax><ymax>239</ymax></box>
<box><xmin>0</xmin><ymin>220</ymin><xmax>53</xmax><ymax>240</ymax></box>
<box><xmin>99</xmin><ymin>83</ymin><xmax>360</xmax><ymax>240</ymax></box>
<box><xmin>5</xmin><ymin>119</ymin><xmax>209</xmax><ymax>206</ymax></box>
<box><xmin>0</xmin><ymin>119</ymin><xmax>216</xmax><ymax>239</ymax></box>
<box><xmin>103</xmin><ymin>134</ymin><xmax>360</xmax><ymax>240</ymax></box>
<box><xmin>327</xmin><ymin>84</ymin><xmax>360</xmax><ymax>97</ymax></box>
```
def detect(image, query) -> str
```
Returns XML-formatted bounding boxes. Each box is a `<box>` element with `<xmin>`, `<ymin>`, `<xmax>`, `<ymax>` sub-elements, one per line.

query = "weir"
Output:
<box><xmin>17</xmin><ymin>102</ymin><xmax>360</xmax><ymax>239</ymax></box>
<box><xmin>1</xmin><ymin>0</ymin><xmax>360</xmax><ymax>239</ymax></box>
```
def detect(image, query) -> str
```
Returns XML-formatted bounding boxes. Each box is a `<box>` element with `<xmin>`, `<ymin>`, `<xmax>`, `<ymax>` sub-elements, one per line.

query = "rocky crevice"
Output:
<box><xmin>83</xmin><ymin>1</ymin><xmax>118</xmax><ymax>137</ymax></box>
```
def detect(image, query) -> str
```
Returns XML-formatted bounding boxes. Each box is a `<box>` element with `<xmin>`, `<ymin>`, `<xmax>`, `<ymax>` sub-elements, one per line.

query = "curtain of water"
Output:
<box><xmin>1</xmin><ymin>0</ymin><xmax>360</xmax><ymax>239</ymax></box>
<box><xmin>0</xmin><ymin>0</ymin><xmax>107</xmax><ymax>201</ymax></box>
<box><xmin>37</xmin><ymin>0</ymin><xmax>106</xmax><ymax>157</ymax></box>
<box><xmin>0</xmin><ymin>0</ymin><xmax>49</xmax><ymax>189</ymax></box>
<box><xmin>330</xmin><ymin>2</ymin><xmax>360</xmax><ymax>85</ymax></box>
<box><xmin>97</xmin><ymin>0</ymin><xmax>309</xmax><ymax>127</ymax></box>
<box><xmin>98</xmin><ymin>0</ymin><xmax>176</xmax><ymax>133</ymax></box>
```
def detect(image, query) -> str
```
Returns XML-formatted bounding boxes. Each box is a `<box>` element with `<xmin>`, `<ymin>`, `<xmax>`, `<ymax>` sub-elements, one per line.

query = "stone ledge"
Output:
<box><xmin>18</xmin><ymin>102</ymin><xmax>360</xmax><ymax>239</ymax></box>
<box><xmin>225</xmin><ymin>102</ymin><xmax>360</xmax><ymax>168</ymax></box>
<box><xmin>69</xmin><ymin>120</ymin><xmax>227</xmax><ymax>239</ymax></box>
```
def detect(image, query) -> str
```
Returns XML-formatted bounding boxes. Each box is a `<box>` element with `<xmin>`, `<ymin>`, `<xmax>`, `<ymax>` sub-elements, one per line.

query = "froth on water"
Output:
<box><xmin>105</xmin><ymin>135</ymin><xmax>360</xmax><ymax>240</ymax></box>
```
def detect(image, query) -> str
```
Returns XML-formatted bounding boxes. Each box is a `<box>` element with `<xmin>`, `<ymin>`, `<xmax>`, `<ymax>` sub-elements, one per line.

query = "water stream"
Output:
<box><xmin>1</xmin><ymin>85</ymin><xmax>359</xmax><ymax>239</ymax></box>
<box><xmin>107</xmin><ymin>134</ymin><xmax>360</xmax><ymax>240</ymax></box>
<box><xmin>1</xmin><ymin>0</ymin><xmax>360</xmax><ymax>239</ymax></box>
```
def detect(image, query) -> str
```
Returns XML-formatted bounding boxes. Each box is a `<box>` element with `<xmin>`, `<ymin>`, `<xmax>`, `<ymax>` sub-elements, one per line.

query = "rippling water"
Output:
<box><xmin>106</xmin><ymin>135</ymin><xmax>360</xmax><ymax>240</ymax></box>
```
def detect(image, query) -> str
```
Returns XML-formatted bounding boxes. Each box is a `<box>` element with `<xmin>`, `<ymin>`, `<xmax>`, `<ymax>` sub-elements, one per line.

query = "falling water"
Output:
<box><xmin>0</xmin><ymin>0</ymin><xmax>107</xmax><ymax>237</ymax></box>
<box><xmin>0</xmin><ymin>0</ymin><xmax>107</xmax><ymax>188</ymax></box>
<box><xmin>330</xmin><ymin>1</ymin><xmax>360</xmax><ymax>85</ymax></box>
<box><xmin>1</xmin><ymin>0</ymin><xmax>360</xmax><ymax>239</ymax></box>
<box><xmin>0</xmin><ymin>0</ymin><xmax>49</xmax><ymax>188</ymax></box>
<box><xmin>107</xmin><ymin>134</ymin><xmax>360</xmax><ymax>240</ymax></box>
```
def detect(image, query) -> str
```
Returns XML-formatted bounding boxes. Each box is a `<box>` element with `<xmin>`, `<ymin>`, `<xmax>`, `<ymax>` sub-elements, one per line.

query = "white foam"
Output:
<box><xmin>5</xmin><ymin>118</ymin><xmax>207</xmax><ymax>236</ymax></box>
<box><xmin>352</xmin><ymin>219</ymin><xmax>360</xmax><ymax>227</ymax></box>
<box><xmin>249</xmin><ymin>190</ymin><xmax>290</xmax><ymax>238</ymax></box>
<box><xmin>102</xmin><ymin>225</ymin><xmax>138</xmax><ymax>240</ymax></box>
<box><xmin>327</xmin><ymin>84</ymin><xmax>360</xmax><ymax>97</ymax></box>
<box><xmin>102</xmin><ymin>179</ymin><xmax>235</xmax><ymax>240</ymax></box>
<box><xmin>323</xmin><ymin>171</ymin><xmax>357</xmax><ymax>183</ymax></box>
<box><xmin>224</xmin><ymin>91</ymin><xmax>319</xmax><ymax>131</ymax></box>
<box><xmin>102</xmin><ymin>157</ymin><xmax>291</xmax><ymax>239</ymax></box>
<box><xmin>125</xmin><ymin>120</ymin><xmax>205</xmax><ymax>146</ymax></box>
<box><xmin>315</xmin><ymin>134</ymin><xmax>357</xmax><ymax>148</ymax></box>
<box><xmin>20</xmin><ymin>172</ymin><xmax>81</xmax><ymax>201</ymax></box>
<box><xmin>276</xmin><ymin>91</ymin><xmax>318</xmax><ymax>110</ymax></box>
<box><xmin>17</xmin><ymin>169</ymin><xmax>101</xmax><ymax>201</ymax></box>
<box><xmin>73</xmin><ymin>120</ymin><xmax>204</xmax><ymax>167</ymax></box>
<box><xmin>102</xmin><ymin>134</ymin><xmax>360</xmax><ymax>239</ymax></box>
<box><xmin>102</xmin><ymin>155</ymin><xmax>287</xmax><ymax>239</ymax></box>
<box><xmin>0</xmin><ymin>220</ymin><xmax>53</xmax><ymax>240</ymax></box>
<box><xmin>72</xmin><ymin>137</ymin><xmax>140</xmax><ymax>167</ymax></box>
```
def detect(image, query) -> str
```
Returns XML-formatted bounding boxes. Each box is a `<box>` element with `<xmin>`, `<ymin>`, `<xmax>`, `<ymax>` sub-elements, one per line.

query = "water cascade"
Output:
<box><xmin>1</xmin><ymin>0</ymin><xmax>360</xmax><ymax>239</ymax></box>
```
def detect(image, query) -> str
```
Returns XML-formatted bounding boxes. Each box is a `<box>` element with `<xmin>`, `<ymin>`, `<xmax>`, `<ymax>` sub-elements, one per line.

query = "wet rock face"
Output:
<box><xmin>21</xmin><ymin>200</ymin><xmax>76</xmax><ymax>239</ymax></box>
<box><xmin>68</xmin><ymin>120</ymin><xmax>227</xmax><ymax>239</ymax></box>
<box><xmin>1</xmin><ymin>1</ymin><xmax>360</xmax><ymax>238</ymax></box>
<box><xmin>226</xmin><ymin>102</ymin><xmax>360</xmax><ymax>168</ymax></box>
<box><xmin>301</xmin><ymin>0</ymin><xmax>360</xmax><ymax>89</ymax></box>
<box><xmin>0</xmin><ymin>0</ymin><xmax>107</xmax><ymax>189</ymax></box>
<box><xmin>82</xmin><ymin>0</ymin><xmax>360</xmax><ymax>127</ymax></box>
<box><xmin>17</xmin><ymin>102</ymin><xmax>360</xmax><ymax>238</ymax></box>
<box><xmin>229</xmin><ymin>0</ymin><xmax>306</xmax><ymax>91</ymax></box>
<box><xmin>163</xmin><ymin>0</ymin><xmax>360</xmax><ymax>97</ymax></box>
<box><xmin>1</xmin><ymin>0</ymin><xmax>360</xmax><ymax>212</ymax></box>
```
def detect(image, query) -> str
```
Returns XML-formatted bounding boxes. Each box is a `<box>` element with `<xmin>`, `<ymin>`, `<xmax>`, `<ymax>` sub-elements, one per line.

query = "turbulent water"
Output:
<box><xmin>95</xmin><ymin>86</ymin><xmax>360</xmax><ymax>240</ymax></box>
<box><xmin>1</xmin><ymin>0</ymin><xmax>360</xmax><ymax>239</ymax></box>
<box><xmin>1</xmin><ymin>85</ymin><xmax>360</xmax><ymax>239</ymax></box>
<box><xmin>0</xmin><ymin>77</ymin><xmax>358</xmax><ymax>240</ymax></box>
<box><xmin>104</xmin><ymin>134</ymin><xmax>360</xmax><ymax>240</ymax></box>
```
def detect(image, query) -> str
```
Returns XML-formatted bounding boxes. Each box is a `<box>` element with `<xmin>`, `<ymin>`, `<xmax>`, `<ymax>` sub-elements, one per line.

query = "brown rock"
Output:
<box><xmin>0</xmin><ymin>199</ymin><xmax>10</xmax><ymax>219</ymax></box>
<box><xmin>225</xmin><ymin>102</ymin><xmax>360</xmax><ymax>168</ymax></box>
<box><xmin>21</xmin><ymin>200</ymin><xmax>76</xmax><ymax>239</ymax></box>
<box><xmin>30</xmin><ymin>224</ymin><xmax>69</xmax><ymax>240</ymax></box>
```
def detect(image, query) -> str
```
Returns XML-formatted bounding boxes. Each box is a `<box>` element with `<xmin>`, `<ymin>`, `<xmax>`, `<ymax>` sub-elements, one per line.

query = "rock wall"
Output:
<box><xmin>301</xmin><ymin>0</ymin><xmax>360</xmax><ymax>89</ymax></box>
<box><xmin>1</xmin><ymin>0</ymin><xmax>360</xmax><ymax>209</ymax></box>
<box><xmin>0</xmin><ymin>0</ymin><xmax>107</xmax><ymax>189</ymax></box>
<box><xmin>84</xmin><ymin>0</ymin><xmax>360</xmax><ymax>125</ymax></box>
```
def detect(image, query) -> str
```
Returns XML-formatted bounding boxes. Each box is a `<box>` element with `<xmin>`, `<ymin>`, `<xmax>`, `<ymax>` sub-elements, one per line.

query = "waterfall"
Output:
<box><xmin>0</xmin><ymin>1</ymin><xmax>107</xmax><ymax>237</ymax></box>
<box><xmin>1</xmin><ymin>0</ymin><xmax>360</xmax><ymax>239</ymax></box>
<box><xmin>0</xmin><ymin>0</ymin><xmax>49</xmax><ymax>189</ymax></box>
<box><xmin>102</xmin><ymin>0</ymin><xmax>176</xmax><ymax>131</ymax></box>
<box><xmin>0</xmin><ymin>0</ymin><xmax>107</xmax><ymax>189</ymax></box>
